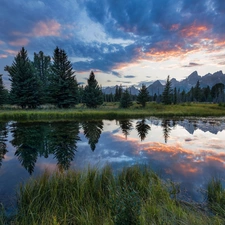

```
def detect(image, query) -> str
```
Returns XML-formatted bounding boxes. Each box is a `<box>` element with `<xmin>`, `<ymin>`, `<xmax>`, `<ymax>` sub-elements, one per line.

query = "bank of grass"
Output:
<box><xmin>0</xmin><ymin>102</ymin><xmax>225</xmax><ymax>121</ymax></box>
<box><xmin>1</xmin><ymin>165</ymin><xmax>224</xmax><ymax>224</ymax></box>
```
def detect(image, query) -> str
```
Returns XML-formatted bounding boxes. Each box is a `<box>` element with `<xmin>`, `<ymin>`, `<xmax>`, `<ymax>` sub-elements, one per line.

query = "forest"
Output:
<box><xmin>0</xmin><ymin>47</ymin><xmax>225</xmax><ymax>109</ymax></box>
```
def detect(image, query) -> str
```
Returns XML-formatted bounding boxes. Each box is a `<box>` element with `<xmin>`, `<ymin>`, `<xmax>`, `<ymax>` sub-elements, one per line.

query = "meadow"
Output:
<box><xmin>0</xmin><ymin>102</ymin><xmax>225</xmax><ymax>121</ymax></box>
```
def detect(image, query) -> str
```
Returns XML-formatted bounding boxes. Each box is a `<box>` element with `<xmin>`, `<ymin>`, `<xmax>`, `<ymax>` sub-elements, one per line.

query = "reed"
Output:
<box><xmin>2</xmin><ymin>165</ymin><xmax>223</xmax><ymax>224</ymax></box>
<box><xmin>207</xmin><ymin>177</ymin><xmax>225</xmax><ymax>217</ymax></box>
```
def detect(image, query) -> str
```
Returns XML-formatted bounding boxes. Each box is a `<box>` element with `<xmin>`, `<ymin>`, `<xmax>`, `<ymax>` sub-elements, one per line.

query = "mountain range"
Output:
<box><xmin>103</xmin><ymin>70</ymin><xmax>225</xmax><ymax>95</ymax></box>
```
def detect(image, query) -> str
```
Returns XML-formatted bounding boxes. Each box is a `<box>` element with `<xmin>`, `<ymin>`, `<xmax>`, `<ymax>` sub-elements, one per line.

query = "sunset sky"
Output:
<box><xmin>1</xmin><ymin>0</ymin><xmax>225</xmax><ymax>88</ymax></box>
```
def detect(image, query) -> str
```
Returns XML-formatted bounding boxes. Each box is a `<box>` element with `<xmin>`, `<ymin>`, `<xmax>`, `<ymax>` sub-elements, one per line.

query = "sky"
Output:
<box><xmin>1</xmin><ymin>0</ymin><xmax>225</xmax><ymax>88</ymax></box>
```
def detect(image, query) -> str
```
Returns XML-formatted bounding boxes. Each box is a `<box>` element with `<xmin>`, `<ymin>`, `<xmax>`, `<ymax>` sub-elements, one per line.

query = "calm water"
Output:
<box><xmin>1</xmin><ymin>117</ymin><xmax>225</xmax><ymax>210</ymax></box>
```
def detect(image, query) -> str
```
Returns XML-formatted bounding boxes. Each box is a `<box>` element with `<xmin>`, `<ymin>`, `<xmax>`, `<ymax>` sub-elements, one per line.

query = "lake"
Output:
<box><xmin>1</xmin><ymin>117</ymin><xmax>225</xmax><ymax>212</ymax></box>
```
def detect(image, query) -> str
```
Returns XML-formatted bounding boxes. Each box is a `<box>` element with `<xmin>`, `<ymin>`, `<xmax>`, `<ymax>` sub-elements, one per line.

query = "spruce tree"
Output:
<box><xmin>33</xmin><ymin>51</ymin><xmax>51</xmax><ymax>104</ymax></box>
<box><xmin>5</xmin><ymin>47</ymin><xmax>41</xmax><ymax>108</ymax></box>
<box><xmin>136</xmin><ymin>84</ymin><xmax>149</xmax><ymax>107</ymax></box>
<box><xmin>162</xmin><ymin>75</ymin><xmax>172</xmax><ymax>105</ymax></box>
<box><xmin>49</xmin><ymin>47</ymin><xmax>78</xmax><ymax>108</ymax></box>
<box><xmin>120</xmin><ymin>88</ymin><xmax>133</xmax><ymax>108</ymax></box>
<box><xmin>83</xmin><ymin>71</ymin><xmax>103</xmax><ymax>108</ymax></box>
<box><xmin>0</xmin><ymin>75</ymin><xmax>6</xmax><ymax>106</ymax></box>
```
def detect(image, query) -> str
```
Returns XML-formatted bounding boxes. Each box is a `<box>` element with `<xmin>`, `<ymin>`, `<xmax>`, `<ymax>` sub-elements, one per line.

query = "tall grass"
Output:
<box><xmin>2</xmin><ymin>165</ymin><xmax>223</xmax><ymax>224</ymax></box>
<box><xmin>0</xmin><ymin>102</ymin><xmax>225</xmax><ymax>121</ymax></box>
<box><xmin>207</xmin><ymin>177</ymin><xmax>225</xmax><ymax>217</ymax></box>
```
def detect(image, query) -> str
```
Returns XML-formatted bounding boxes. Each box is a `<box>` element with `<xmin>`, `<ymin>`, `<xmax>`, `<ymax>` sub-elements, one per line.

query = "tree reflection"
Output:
<box><xmin>161</xmin><ymin>119</ymin><xmax>172</xmax><ymax>143</ymax></box>
<box><xmin>10</xmin><ymin>122</ymin><xmax>47</xmax><ymax>174</ymax></box>
<box><xmin>49</xmin><ymin>122</ymin><xmax>80</xmax><ymax>171</ymax></box>
<box><xmin>0</xmin><ymin>122</ymin><xmax>8</xmax><ymax>169</ymax></box>
<box><xmin>82</xmin><ymin>120</ymin><xmax>103</xmax><ymax>151</ymax></box>
<box><xmin>136</xmin><ymin>119</ymin><xmax>150</xmax><ymax>141</ymax></box>
<box><xmin>119</xmin><ymin>120</ymin><xmax>133</xmax><ymax>139</ymax></box>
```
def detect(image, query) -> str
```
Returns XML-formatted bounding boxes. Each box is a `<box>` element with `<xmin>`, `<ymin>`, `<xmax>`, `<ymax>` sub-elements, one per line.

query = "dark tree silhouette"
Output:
<box><xmin>120</xmin><ymin>89</ymin><xmax>133</xmax><ymax>108</ymax></box>
<box><xmin>49</xmin><ymin>47</ymin><xmax>78</xmax><ymax>108</ymax></box>
<box><xmin>137</xmin><ymin>84</ymin><xmax>149</xmax><ymax>107</ymax></box>
<box><xmin>10</xmin><ymin>122</ymin><xmax>47</xmax><ymax>174</ymax></box>
<box><xmin>82</xmin><ymin>120</ymin><xmax>103</xmax><ymax>151</ymax></box>
<box><xmin>119</xmin><ymin>120</ymin><xmax>133</xmax><ymax>139</ymax></box>
<box><xmin>161</xmin><ymin>119</ymin><xmax>172</xmax><ymax>143</ymax></box>
<box><xmin>83</xmin><ymin>71</ymin><xmax>103</xmax><ymax>108</ymax></box>
<box><xmin>162</xmin><ymin>76</ymin><xmax>172</xmax><ymax>105</ymax></box>
<box><xmin>0</xmin><ymin>122</ymin><xmax>8</xmax><ymax>169</ymax></box>
<box><xmin>136</xmin><ymin>119</ymin><xmax>150</xmax><ymax>141</ymax></box>
<box><xmin>49</xmin><ymin>122</ymin><xmax>80</xmax><ymax>171</ymax></box>
<box><xmin>5</xmin><ymin>47</ymin><xmax>41</xmax><ymax>108</ymax></box>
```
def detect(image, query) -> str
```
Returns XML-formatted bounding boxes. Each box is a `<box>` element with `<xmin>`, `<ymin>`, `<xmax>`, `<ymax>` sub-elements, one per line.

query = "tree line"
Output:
<box><xmin>0</xmin><ymin>47</ymin><xmax>225</xmax><ymax>108</ymax></box>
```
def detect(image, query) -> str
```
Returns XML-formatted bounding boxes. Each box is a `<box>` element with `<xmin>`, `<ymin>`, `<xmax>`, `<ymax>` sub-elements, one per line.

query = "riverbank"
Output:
<box><xmin>1</xmin><ymin>165</ymin><xmax>224</xmax><ymax>224</ymax></box>
<box><xmin>0</xmin><ymin>102</ymin><xmax>225</xmax><ymax>121</ymax></box>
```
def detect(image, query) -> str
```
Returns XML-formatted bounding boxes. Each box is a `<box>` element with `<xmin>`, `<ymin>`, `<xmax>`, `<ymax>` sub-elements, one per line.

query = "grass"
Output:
<box><xmin>207</xmin><ymin>177</ymin><xmax>225</xmax><ymax>217</ymax></box>
<box><xmin>0</xmin><ymin>102</ymin><xmax>225</xmax><ymax>121</ymax></box>
<box><xmin>1</xmin><ymin>165</ymin><xmax>224</xmax><ymax>224</ymax></box>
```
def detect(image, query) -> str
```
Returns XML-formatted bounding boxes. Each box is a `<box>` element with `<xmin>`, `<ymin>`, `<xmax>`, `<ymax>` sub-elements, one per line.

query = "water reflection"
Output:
<box><xmin>118</xmin><ymin>120</ymin><xmax>133</xmax><ymax>139</ymax></box>
<box><xmin>1</xmin><ymin>117</ymin><xmax>225</xmax><ymax>207</ymax></box>
<box><xmin>136</xmin><ymin>119</ymin><xmax>150</xmax><ymax>141</ymax></box>
<box><xmin>49</xmin><ymin>122</ymin><xmax>80</xmax><ymax>171</ymax></box>
<box><xmin>0</xmin><ymin>122</ymin><xmax>8</xmax><ymax>168</ymax></box>
<box><xmin>82</xmin><ymin>121</ymin><xmax>103</xmax><ymax>151</ymax></box>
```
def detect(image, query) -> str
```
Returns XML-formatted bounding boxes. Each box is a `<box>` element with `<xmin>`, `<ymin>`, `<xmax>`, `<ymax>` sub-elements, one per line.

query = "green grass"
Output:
<box><xmin>0</xmin><ymin>102</ymin><xmax>225</xmax><ymax>121</ymax></box>
<box><xmin>1</xmin><ymin>165</ymin><xmax>224</xmax><ymax>224</ymax></box>
<box><xmin>207</xmin><ymin>177</ymin><xmax>225</xmax><ymax>217</ymax></box>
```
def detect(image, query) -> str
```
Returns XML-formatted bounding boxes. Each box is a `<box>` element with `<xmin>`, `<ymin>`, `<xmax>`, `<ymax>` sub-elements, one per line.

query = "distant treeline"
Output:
<box><xmin>1</xmin><ymin>47</ymin><xmax>225</xmax><ymax>108</ymax></box>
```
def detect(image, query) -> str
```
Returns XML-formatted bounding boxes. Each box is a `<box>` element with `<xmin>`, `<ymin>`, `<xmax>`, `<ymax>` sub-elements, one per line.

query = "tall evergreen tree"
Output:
<box><xmin>33</xmin><ymin>51</ymin><xmax>51</xmax><ymax>104</ymax></box>
<box><xmin>0</xmin><ymin>74</ymin><xmax>6</xmax><ymax>106</ymax></box>
<box><xmin>49</xmin><ymin>47</ymin><xmax>78</xmax><ymax>108</ymax></box>
<box><xmin>83</xmin><ymin>71</ymin><xmax>103</xmax><ymax>108</ymax></box>
<box><xmin>114</xmin><ymin>85</ymin><xmax>123</xmax><ymax>101</ymax></box>
<box><xmin>136</xmin><ymin>84</ymin><xmax>149</xmax><ymax>107</ymax></box>
<box><xmin>5</xmin><ymin>47</ymin><xmax>41</xmax><ymax>108</ymax></box>
<box><xmin>120</xmin><ymin>88</ymin><xmax>133</xmax><ymax>108</ymax></box>
<box><xmin>162</xmin><ymin>75</ymin><xmax>172</xmax><ymax>105</ymax></box>
<box><xmin>194</xmin><ymin>80</ymin><xmax>201</xmax><ymax>102</ymax></box>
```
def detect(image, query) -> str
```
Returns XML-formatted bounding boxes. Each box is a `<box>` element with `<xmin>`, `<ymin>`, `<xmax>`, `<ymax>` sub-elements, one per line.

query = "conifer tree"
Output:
<box><xmin>136</xmin><ymin>84</ymin><xmax>149</xmax><ymax>107</ymax></box>
<box><xmin>83</xmin><ymin>71</ymin><xmax>103</xmax><ymax>108</ymax></box>
<box><xmin>120</xmin><ymin>88</ymin><xmax>133</xmax><ymax>108</ymax></box>
<box><xmin>33</xmin><ymin>51</ymin><xmax>51</xmax><ymax>104</ymax></box>
<box><xmin>162</xmin><ymin>75</ymin><xmax>172</xmax><ymax>105</ymax></box>
<box><xmin>5</xmin><ymin>47</ymin><xmax>41</xmax><ymax>108</ymax></box>
<box><xmin>49</xmin><ymin>47</ymin><xmax>78</xmax><ymax>108</ymax></box>
<box><xmin>0</xmin><ymin>75</ymin><xmax>6</xmax><ymax>106</ymax></box>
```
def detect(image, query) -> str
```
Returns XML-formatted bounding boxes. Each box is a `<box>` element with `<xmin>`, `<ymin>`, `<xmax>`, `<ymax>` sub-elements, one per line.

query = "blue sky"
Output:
<box><xmin>1</xmin><ymin>0</ymin><xmax>225</xmax><ymax>88</ymax></box>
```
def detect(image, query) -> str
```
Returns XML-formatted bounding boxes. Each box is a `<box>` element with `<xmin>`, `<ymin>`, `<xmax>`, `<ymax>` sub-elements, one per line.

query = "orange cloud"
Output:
<box><xmin>4</xmin><ymin>49</ymin><xmax>20</xmax><ymax>56</ymax></box>
<box><xmin>0</xmin><ymin>54</ymin><xmax>8</xmax><ymax>58</ymax></box>
<box><xmin>180</xmin><ymin>23</ymin><xmax>209</xmax><ymax>38</ymax></box>
<box><xmin>9</xmin><ymin>38</ymin><xmax>29</xmax><ymax>47</ymax></box>
<box><xmin>32</xmin><ymin>20</ymin><xmax>61</xmax><ymax>37</ymax></box>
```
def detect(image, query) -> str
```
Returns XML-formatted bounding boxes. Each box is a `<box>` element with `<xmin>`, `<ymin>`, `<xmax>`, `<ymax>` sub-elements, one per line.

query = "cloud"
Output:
<box><xmin>9</xmin><ymin>38</ymin><xmax>30</xmax><ymax>47</ymax></box>
<box><xmin>124</xmin><ymin>75</ymin><xmax>136</xmax><ymax>78</ymax></box>
<box><xmin>111</xmin><ymin>71</ymin><xmax>121</xmax><ymax>77</ymax></box>
<box><xmin>1</xmin><ymin>0</ymin><xmax>225</xmax><ymax>76</ymax></box>
<box><xmin>182</xmin><ymin>62</ymin><xmax>203</xmax><ymax>67</ymax></box>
